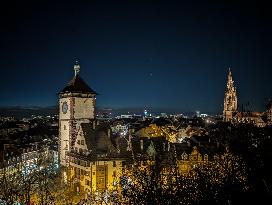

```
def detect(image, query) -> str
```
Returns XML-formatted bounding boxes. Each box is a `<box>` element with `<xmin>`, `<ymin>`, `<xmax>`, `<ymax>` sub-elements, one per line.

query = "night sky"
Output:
<box><xmin>0</xmin><ymin>0</ymin><xmax>271</xmax><ymax>113</ymax></box>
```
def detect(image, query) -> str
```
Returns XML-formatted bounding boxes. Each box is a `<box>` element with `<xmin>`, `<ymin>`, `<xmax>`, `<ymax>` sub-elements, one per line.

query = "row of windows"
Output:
<box><xmin>77</xmin><ymin>140</ymin><xmax>85</xmax><ymax>145</ymax></box>
<box><xmin>71</xmin><ymin>157</ymin><xmax>118</xmax><ymax>168</ymax></box>
<box><xmin>73</xmin><ymin>147</ymin><xmax>87</xmax><ymax>155</ymax></box>
<box><xmin>74</xmin><ymin>167</ymin><xmax>90</xmax><ymax>176</ymax></box>
<box><xmin>71</xmin><ymin>158</ymin><xmax>89</xmax><ymax>167</ymax></box>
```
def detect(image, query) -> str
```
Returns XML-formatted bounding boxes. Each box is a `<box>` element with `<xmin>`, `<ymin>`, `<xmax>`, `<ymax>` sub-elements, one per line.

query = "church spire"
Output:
<box><xmin>227</xmin><ymin>68</ymin><xmax>234</xmax><ymax>89</ymax></box>
<box><xmin>74</xmin><ymin>60</ymin><xmax>80</xmax><ymax>76</ymax></box>
<box><xmin>223</xmin><ymin>68</ymin><xmax>238</xmax><ymax>122</ymax></box>
<box><xmin>228</xmin><ymin>67</ymin><xmax>232</xmax><ymax>78</ymax></box>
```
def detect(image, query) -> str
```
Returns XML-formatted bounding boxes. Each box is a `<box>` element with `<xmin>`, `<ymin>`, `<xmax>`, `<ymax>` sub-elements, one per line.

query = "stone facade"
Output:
<box><xmin>223</xmin><ymin>69</ymin><xmax>271</xmax><ymax>127</ymax></box>
<box><xmin>223</xmin><ymin>69</ymin><xmax>237</xmax><ymax>122</ymax></box>
<box><xmin>59</xmin><ymin>63</ymin><xmax>96</xmax><ymax>166</ymax></box>
<box><xmin>58</xmin><ymin>63</ymin><xmax>126</xmax><ymax>198</ymax></box>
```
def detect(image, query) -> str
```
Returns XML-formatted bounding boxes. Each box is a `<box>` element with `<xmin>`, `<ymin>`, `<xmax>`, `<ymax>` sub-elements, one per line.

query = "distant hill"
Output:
<box><xmin>0</xmin><ymin>106</ymin><xmax>217</xmax><ymax>119</ymax></box>
<box><xmin>97</xmin><ymin>107</ymin><xmax>211</xmax><ymax>117</ymax></box>
<box><xmin>0</xmin><ymin>106</ymin><xmax>58</xmax><ymax>118</ymax></box>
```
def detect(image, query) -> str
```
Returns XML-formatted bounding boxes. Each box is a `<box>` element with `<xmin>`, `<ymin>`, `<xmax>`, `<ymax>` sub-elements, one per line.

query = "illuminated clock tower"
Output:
<box><xmin>58</xmin><ymin>62</ymin><xmax>97</xmax><ymax>166</ymax></box>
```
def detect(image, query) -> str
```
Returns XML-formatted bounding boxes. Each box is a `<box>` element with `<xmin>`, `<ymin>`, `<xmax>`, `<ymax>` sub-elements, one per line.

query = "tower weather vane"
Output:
<box><xmin>74</xmin><ymin>60</ymin><xmax>80</xmax><ymax>76</ymax></box>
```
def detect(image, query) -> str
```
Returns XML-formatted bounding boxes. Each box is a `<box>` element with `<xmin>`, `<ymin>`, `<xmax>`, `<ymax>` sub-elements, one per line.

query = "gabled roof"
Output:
<box><xmin>81</xmin><ymin>122</ymin><xmax>117</xmax><ymax>154</ymax></box>
<box><xmin>59</xmin><ymin>75</ymin><xmax>97</xmax><ymax>94</ymax></box>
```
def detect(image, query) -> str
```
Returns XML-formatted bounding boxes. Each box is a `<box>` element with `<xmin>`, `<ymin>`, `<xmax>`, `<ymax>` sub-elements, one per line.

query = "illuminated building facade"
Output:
<box><xmin>223</xmin><ymin>69</ymin><xmax>271</xmax><ymax>126</ymax></box>
<box><xmin>178</xmin><ymin>146</ymin><xmax>209</xmax><ymax>174</ymax></box>
<box><xmin>0</xmin><ymin>144</ymin><xmax>57</xmax><ymax>177</ymax></box>
<box><xmin>111</xmin><ymin>120</ymin><xmax>129</xmax><ymax>136</ymax></box>
<box><xmin>58</xmin><ymin>63</ymin><xmax>130</xmax><ymax>198</ymax></box>
<box><xmin>223</xmin><ymin>69</ymin><xmax>238</xmax><ymax>122</ymax></box>
<box><xmin>58</xmin><ymin>62</ymin><xmax>97</xmax><ymax>166</ymax></box>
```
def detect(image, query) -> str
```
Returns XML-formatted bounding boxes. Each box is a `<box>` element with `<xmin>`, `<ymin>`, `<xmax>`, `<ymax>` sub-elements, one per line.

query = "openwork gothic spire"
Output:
<box><xmin>226</xmin><ymin>68</ymin><xmax>234</xmax><ymax>90</ymax></box>
<box><xmin>223</xmin><ymin>68</ymin><xmax>238</xmax><ymax>122</ymax></box>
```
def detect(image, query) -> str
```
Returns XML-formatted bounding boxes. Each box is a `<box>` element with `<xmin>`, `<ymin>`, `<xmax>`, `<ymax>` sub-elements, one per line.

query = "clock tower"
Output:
<box><xmin>58</xmin><ymin>62</ymin><xmax>97</xmax><ymax>166</ymax></box>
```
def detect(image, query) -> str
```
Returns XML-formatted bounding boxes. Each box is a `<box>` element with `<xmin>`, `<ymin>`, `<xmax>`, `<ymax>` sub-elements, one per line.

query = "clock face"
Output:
<box><xmin>62</xmin><ymin>101</ymin><xmax>68</xmax><ymax>114</ymax></box>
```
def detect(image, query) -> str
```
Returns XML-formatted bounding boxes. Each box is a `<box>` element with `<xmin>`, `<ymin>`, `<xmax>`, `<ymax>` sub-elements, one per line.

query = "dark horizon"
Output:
<box><xmin>0</xmin><ymin>103</ymin><xmax>223</xmax><ymax>117</ymax></box>
<box><xmin>0</xmin><ymin>0</ymin><xmax>271</xmax><ymax>112</ymax></box>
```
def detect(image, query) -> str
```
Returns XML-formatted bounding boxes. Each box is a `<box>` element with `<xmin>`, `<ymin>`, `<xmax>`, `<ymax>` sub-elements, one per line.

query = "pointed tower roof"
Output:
<box><xmin>227</xmin><ymin>67</ymin><xmax>233</xmax><ymax>81</ymax></box>
<box><xmin>59</xmin><ymin>62</ymin><xmax>97</xmax><ymax>95</ymax></box>
<box><xmin>226</xmin><ymin>67</ymin><xmax>235</xmax><ymax>90</ymax></box>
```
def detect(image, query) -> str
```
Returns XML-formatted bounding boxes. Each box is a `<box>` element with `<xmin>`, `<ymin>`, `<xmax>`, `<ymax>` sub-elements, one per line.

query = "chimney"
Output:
<box><xmin>140</xmin><ymin>140</ymin><xmax>143</xmax><ymax>151</ymax></box>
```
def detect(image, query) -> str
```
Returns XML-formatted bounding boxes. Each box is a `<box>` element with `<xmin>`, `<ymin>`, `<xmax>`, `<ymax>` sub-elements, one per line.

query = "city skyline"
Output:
<box><xmin>0</xmin><ymin>0</ymin><xmax>271</xmax><ymax>113</ymax></box>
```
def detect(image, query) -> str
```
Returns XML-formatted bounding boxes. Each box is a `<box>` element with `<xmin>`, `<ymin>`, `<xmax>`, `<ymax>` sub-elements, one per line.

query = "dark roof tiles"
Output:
<box><xmin>81</xmin><ymin>122</ymin><xmax>117</xmax><ymax>153</ymax></box>
<box><xmin>60</xmin><ymin>75</ymin><xmax>97</xmax><ymax>94</ymax></box>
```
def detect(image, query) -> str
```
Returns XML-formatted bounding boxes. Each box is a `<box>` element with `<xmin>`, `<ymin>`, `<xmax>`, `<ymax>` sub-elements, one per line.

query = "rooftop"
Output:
<box><xmin>59</xmin><ymin>74</ymin><xmax>97</xmax><ymax>95</ymax></box>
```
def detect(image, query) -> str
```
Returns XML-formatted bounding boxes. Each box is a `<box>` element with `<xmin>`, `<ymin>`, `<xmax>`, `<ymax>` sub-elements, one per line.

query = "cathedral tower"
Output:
<box><xmin>223</xmin><ymin>69</ymin><xmax>237</xmax><ymax>122</ymax></box>
<box><xmin>58</xmin><ymin>62</ymin><xmax>97</xmax><ymax>166</ymax></box>
<box><xmin>266</xmin><ymin>101</ymin><xmax>272</xmax><ymax>125</ymax></box>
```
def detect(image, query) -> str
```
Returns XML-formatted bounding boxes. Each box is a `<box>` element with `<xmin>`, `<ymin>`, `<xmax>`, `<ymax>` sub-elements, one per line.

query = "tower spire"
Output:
<box><xmin>228</xmin><ymin>67</ymin><xmax>232</xmax><ymax>78</ymax></box>
<box><xmin>223</xmin><ymin>68</ymin><xmax>237</xmax><ymax>122</ymax></box>
<box><xmin>227</xmin><ymin>67</ymin><xmax>234</xmax><ymax>89</ymax></box>
<box><xmin>74</xmin><ymin>60</ymin><xmax>80</xmax><ymax>76</ymax></box>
